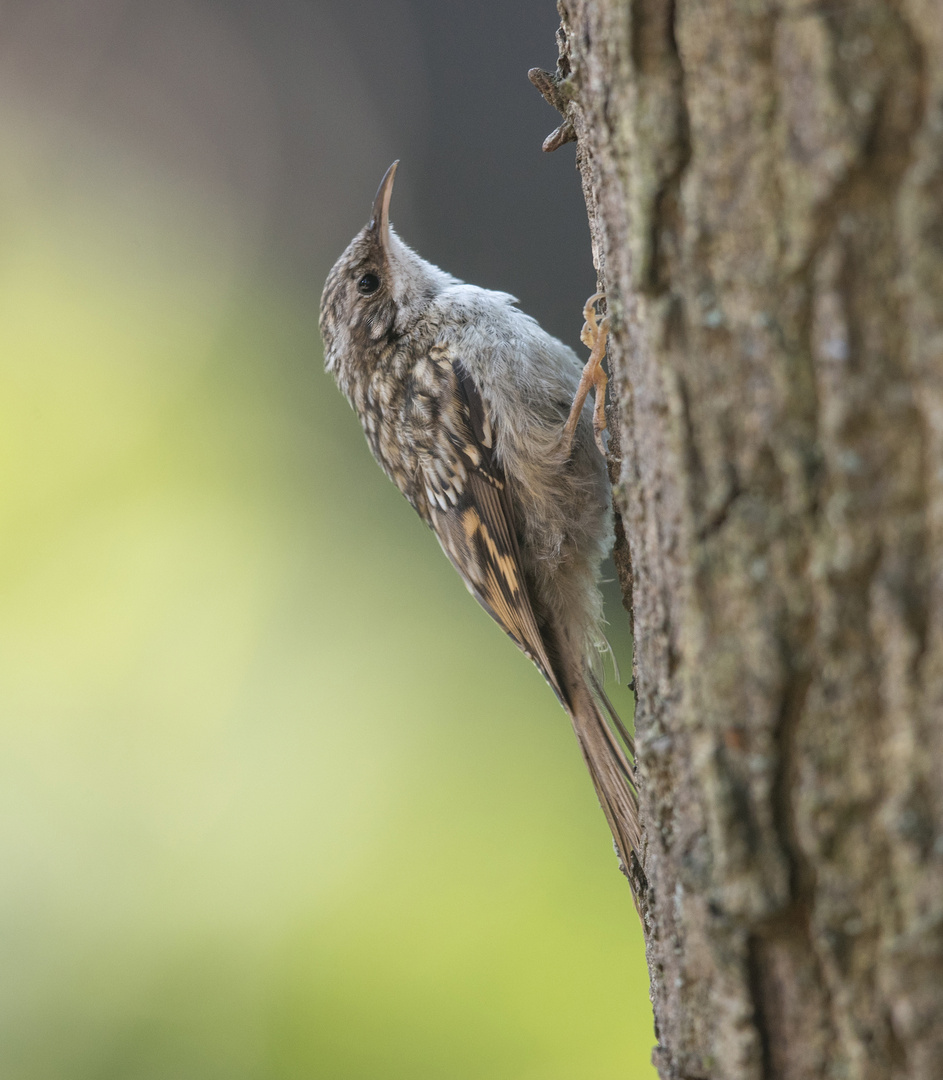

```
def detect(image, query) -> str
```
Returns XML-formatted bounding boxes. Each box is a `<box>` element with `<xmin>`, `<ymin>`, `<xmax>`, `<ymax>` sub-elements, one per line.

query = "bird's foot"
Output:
<box><xmin>561</xmin><ymin>292</ymin><xmax>610</xmax><ymax>457</ymax></box>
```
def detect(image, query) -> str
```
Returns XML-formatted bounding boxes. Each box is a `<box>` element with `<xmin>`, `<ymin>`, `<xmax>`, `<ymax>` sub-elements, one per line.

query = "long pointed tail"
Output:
<box><xmin>566</xmin><ymin>673</ymin><xmax>642</xmax><ymax>889</ymax></box>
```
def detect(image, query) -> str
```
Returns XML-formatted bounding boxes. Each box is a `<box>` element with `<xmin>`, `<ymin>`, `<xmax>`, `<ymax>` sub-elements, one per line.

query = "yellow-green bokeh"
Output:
<box><xmin>0</xmin><ymin>106</ymin><xmax>655</xmax><ymax>1078</ymax></box>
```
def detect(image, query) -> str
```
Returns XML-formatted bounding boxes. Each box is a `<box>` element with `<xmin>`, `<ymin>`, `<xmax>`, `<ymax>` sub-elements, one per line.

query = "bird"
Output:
<box><xmin>319</xmin><ymin>161</ymin><xmax>641</xmax><ymax>887</ymax></box>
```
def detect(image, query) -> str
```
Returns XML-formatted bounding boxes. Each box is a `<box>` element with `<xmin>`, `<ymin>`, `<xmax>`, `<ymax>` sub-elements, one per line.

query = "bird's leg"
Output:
<box><xmin>561</xmin><ymin>292</ymin><xmax>610</xmax><ymax>457</ymax></box>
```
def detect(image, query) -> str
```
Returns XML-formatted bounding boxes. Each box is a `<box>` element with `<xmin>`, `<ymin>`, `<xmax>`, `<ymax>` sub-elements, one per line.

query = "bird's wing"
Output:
<box><xmin>410</xmin><ymin>349</ymin><xmax>642</xmax><ymax>892</ymax></box>
<box><xmin>417</xmin><ymin>357</ymin><xmax>564</xmax><ymax>704</ymax></box>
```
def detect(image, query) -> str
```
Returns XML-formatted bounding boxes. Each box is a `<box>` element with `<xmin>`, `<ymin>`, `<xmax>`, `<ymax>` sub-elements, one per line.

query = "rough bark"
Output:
<box><xmin>534</xmin><ymin>2</ymin><xmax>943</xmax><ymax>1077</ymax></box>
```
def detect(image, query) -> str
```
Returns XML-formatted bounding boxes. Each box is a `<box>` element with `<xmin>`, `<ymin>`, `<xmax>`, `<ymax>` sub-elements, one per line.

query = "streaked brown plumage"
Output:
<box><xmin>319</xmin><ymin>162</ymin><xmax>641</xmax><ymax>890</ymax></box>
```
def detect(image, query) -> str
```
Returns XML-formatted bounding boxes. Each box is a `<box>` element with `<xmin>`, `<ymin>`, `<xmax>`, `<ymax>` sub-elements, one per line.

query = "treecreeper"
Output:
<box><xmin>319</xmin><ymin>161</ymin><xmax>641</xmax><ymax>897</ymax></box>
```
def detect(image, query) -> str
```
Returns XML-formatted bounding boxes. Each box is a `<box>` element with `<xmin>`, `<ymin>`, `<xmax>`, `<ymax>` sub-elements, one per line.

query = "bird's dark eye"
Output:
<box><xmin>357</xmin><ymin>273</ymin><xmax>380</xmax><ymax>296</ymax></box>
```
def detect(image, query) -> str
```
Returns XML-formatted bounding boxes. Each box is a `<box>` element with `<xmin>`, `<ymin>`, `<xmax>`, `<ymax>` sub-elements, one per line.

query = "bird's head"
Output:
<box><xmin>319</xmin><ymin>161</ymin><xmax>455</xmax><ymax>377</ymax></box>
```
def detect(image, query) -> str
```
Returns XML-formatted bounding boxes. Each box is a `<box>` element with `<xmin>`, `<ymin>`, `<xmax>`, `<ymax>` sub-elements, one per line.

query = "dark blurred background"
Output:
<box><xmin>0</xmin><ymin>1</ymin><xmax>654</xmax><ymax>1077</ymax></box>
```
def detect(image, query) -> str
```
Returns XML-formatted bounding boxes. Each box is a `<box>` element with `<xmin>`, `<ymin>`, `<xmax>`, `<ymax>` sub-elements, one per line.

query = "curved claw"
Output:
<box><xmin>562</xmin><ymin>293</ymin><xmax>610</xmax><ymax>457</ymax></box>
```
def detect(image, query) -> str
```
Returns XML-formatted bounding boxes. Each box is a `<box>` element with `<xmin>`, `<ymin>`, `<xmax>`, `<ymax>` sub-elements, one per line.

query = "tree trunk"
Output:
<box><xmin>535</xmin><ymin>2</ymin><xmax>943</xmax><ymax>1077</ymax></box>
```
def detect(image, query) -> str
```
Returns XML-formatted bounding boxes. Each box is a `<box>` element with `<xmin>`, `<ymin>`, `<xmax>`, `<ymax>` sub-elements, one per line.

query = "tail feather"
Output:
<box><xmin>566</xmin><ymin>675</ymin><xmax>642</xmax><ymax>879</ymax></box>
<box><xmin>588</xmin><ymin>669</ymin><xmax>635</xmax><ymax>759</ymax></box>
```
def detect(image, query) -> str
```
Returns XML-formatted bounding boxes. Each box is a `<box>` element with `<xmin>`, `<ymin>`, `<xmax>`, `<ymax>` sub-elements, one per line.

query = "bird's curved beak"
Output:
<box><xmin>369</xmin><ymin>160</ymin><xmax>399</xmax><ymax>254</ymax></box>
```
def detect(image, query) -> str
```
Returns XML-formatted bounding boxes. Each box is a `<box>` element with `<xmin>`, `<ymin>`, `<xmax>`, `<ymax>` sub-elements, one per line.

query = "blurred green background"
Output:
<box><xmin>0</xmin><ymin>2</ymin><xmax>655</xmax><ymax>1077</ymax></box>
